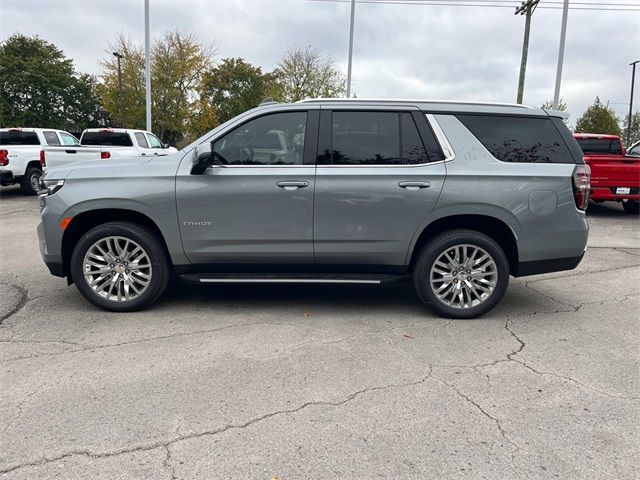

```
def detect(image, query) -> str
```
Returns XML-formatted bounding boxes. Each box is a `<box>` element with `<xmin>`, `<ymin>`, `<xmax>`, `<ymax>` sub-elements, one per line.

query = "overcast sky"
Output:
<box><xmin>2</xmin><ymin>0</ymin><xmax>639</xmax><ymax>127</ymax></box>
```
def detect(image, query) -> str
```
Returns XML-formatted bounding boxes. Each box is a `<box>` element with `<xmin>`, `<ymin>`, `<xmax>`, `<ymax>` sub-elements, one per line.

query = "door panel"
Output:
<box><xmin>314</xmin><ymin>164</ymin><xmax>445</xmax><ymax>266</ymax></box>
<box><xmin>176</xmin><ymin>110</ymin><xmax>317</xmax><ymax>266</ymax></box>
<box><xmin>176</xmin><ymin>166</ymin><xmax>315</xmax><ymax>264</ymax></box>
<box><xmin>313</xmin><ymin>109</ymin><xmax>446</xmax><ymax>267</ymax></box>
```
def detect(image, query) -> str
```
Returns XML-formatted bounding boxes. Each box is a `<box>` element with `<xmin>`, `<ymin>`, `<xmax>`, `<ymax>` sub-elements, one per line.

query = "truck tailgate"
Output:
<box><xmin>42</xmin><ymin>146</ymin><xmax>104</xmax><ymax>170</ymax></box>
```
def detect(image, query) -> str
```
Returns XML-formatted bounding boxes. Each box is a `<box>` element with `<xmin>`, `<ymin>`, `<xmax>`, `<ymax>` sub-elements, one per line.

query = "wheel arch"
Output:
<box><xmin>407</xmin><ymin>214</ymin><xmax>519</xmax><ymax>274</ymax></box>
<box><xmin>61</xmin><ymin>209</ymin><xmax>172</xmax><ymax>281</ymax></box>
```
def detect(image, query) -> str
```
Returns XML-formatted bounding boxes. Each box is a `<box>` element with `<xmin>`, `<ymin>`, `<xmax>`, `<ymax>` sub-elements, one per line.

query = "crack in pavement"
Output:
<box><xmin>431</xmin><ymin>375</ymin><xmax>520</xmax><ymax>451</ymax></box>
<box><xmin>0</xmin><ymin>368</ymin><xmax>434</xmax><ymax>475</ymax></box>
<box><xmin>0</xmin><ymin>284</ymin><xmax>28</xmax><ymax>326</ymax></box>
<box><xmin>524</xmin><ymin>262</ymin><xmax>640</xmax><ymax>284</ymax></box>
<box><xmin>163</xmin><ymin>445</ymin><xmax>177</xmax><ymax>480</ymax></box>
<box><xmin>1</xmin><ymin>384</ymin><xmax>44</xmax><ymax>435</ymax></box>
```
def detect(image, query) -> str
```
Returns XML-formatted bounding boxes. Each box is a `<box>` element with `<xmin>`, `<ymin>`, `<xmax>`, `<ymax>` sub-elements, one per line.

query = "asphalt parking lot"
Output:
<box><xmin>0</xmin><ymin>185</ymin><xmax>638</xmax><ymax>480</ymax></box>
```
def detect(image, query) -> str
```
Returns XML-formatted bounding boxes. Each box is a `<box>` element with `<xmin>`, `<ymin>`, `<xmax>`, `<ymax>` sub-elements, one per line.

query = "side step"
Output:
<box><xmin>179</xmin><ymin>273</ymin><xmax>408</xmax><ymax>285</ymax></box>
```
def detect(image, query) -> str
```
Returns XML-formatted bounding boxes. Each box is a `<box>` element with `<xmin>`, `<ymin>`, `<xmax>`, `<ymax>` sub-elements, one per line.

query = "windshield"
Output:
<box><xmin>576</xmin><ymin>138</ymin><xmax>623</xmax><ymax>155</ymax></box>
<box><xmin>81</xmin><ymin>131</ymin><xmax>133</xmax><ymax>147</ymax></box>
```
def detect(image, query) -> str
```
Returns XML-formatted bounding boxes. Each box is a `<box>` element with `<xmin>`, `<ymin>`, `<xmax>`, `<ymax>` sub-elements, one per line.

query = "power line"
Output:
<box><xmin>307</xmin><ymin>0</ymin><xmax>640</xmax><ymax>11</ymax></box>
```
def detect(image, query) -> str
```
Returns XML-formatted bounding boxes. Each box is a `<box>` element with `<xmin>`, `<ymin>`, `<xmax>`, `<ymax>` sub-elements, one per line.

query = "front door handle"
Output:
<box><xmin>276</xmin><ymin>180</ymin><xmax>309</xmax><ymax>191</ymax></box>
<box><xmin>398</xmin><ymin>181</ymin><xmax>431</xmax><ymax>190</ymax></box>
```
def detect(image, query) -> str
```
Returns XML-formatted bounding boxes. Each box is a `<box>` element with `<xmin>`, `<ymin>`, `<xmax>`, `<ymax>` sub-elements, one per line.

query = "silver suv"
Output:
<box><xmin>37</xmin><ymin>99</ymin><xmax>590</xmax><ymax>318</ymax></box>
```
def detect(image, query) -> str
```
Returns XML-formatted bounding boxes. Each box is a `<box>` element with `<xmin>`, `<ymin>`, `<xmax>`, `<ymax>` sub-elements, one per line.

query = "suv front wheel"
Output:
<box><xmin>413</xmin><ymin>229</ymin><xmax>509</xmax><ymax>319</ymax></box>
<box><xmin>70</xmin><ymin>222</ymin><xmax>170</xmax><ymax>311</ymax></box>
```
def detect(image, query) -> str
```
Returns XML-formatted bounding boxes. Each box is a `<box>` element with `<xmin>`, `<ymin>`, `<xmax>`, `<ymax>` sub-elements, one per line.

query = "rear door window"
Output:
<box><xmin>0</xmin><ymin>131</ymin><xmax>41</xmax><ymax>145</ymax></box>
<box><xmin>43</xmin><ymin>131</ymin><xmax>61</xmax><ymax>145</ymax></box>
<box><xmin>134</xmin><ymin>132</ymin><xmax>149</xmax><ymax>148</ymax></box>
<box><xmin>575</xmin><ymin>138</ymin><xmax>623</xmax><ymax>155</ymax></box>
<box><xmin>457</xmin><ymin>114</ymin><xmax>574</xmax><ymax>163</ymax></box>
<box><xmin>81</xmin><ymin>131</ymin><xmax>133</xmax><ymax>147</ymax></box>
<box><xmin>331</xmin><ymin>111</ymin><xmax>401</xmax><ymax>165</ymax></box>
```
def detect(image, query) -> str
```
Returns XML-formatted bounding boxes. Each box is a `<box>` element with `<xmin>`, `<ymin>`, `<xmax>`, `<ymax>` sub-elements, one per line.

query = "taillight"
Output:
<box><xmin>39</xmin><ymin>149</ymin><xmax>46</xmax><ymax>167</ymax></box>
<box><xmin>572</xmin><ymin>164</ymin><xmax>591</xmax><ymax>211</ymax></box>
<box><xmin>101</xmin><ymin>151</ymin><xmax>111</xmax><ymax>159</ymax></box>
<box><xmin>0</xmin><ymin>150</ymin><xmax>8</xmax><ymax>166</ymax></box>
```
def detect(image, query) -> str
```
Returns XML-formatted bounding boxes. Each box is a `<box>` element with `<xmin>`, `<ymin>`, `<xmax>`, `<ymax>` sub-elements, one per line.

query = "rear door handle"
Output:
<box><xmin>276</xmin><ymin>180</ymin><xmax>309</xmax><ymax>191</ymax></box>
<box><xmin>398</xmin><ymin>181</ymin><xmax>431</xmax><ymax>190</ymax></box>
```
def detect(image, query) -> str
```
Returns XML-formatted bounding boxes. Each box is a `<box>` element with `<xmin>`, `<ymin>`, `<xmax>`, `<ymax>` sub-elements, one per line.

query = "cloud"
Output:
<box><xmin>2</xmin><ymin>0</ymin><xmax>639</xmax><ymax>126</ymax></box>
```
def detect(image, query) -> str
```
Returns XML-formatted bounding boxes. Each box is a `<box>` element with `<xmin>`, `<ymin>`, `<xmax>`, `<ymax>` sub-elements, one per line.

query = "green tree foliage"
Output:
<box><xmin>622</xmin><ymin>112</ymin><xmax>640</xmax><ymax>146</ymax></box>
<box><xmin>201</xmin><ymin>58</ymin><xmax>278</xmax><ymax>124</ymax></box>
<box><xmin>540</xmin><ymin>99</ymin><xmax>567</xmax><ymax>111</ymax></box>
<box><xmin>98</xmin><ymin>36</ymin><xmax>146</xmax><ymax>129</ymax></box>
<box><xmin>0</xmin><ymin>34</ymin><xmax>108</xmax><ymax>129</ymax></box>
<box><xmin>575</xmin><ymin>97</ymin><xmax>622</xmax><ymax>136</ymax></box>
<box><xmin>99</xmin><ymin>31</ymin><xmax>215</xmax><ymax>145</ymax></box>
<box><xmin>273</xmin><ymin>46</ymin><xmax>346</xmax><ymax>102</ymax></box>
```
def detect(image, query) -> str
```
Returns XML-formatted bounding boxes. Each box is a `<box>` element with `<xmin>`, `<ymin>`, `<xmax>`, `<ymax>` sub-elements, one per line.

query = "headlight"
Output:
<box><xmin>39</xmin><ymin>179</ymin><xmax>65</xmax><ymax>196</ymax></box>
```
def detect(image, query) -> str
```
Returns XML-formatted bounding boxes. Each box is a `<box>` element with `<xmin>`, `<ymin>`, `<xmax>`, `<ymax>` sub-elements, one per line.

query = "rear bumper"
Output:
<box><xmin>0</xmin><ymin>170</ymin><xmax>16</xmax><ymax>185</ymax></box>
<box><xmin>514</xmin><ymin>252</ymin><xmax>585</xmax><ymax>277</ymax></box>
<box><xmin>590</xmin><ymin>186</ymin><xmax>640</xmax><ymax>201</ymax></box>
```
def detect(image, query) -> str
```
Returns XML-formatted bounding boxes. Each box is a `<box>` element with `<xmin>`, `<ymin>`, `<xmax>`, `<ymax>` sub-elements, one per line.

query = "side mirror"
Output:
<box><xmin>163</xmin><ymin>142</ymin><xmax>170</xmax><ymax>149</ymax></box>
<box><xmin>191</xmin><ymin>143</ymin><xmax>212</xmax><ymax>175</ymax></box>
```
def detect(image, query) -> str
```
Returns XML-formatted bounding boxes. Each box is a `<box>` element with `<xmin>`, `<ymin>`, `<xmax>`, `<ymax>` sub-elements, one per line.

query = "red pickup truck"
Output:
<box><xmin>573</xmin><ymin>133</ymin><xmax>640</xmax><ymax>214</ymax></box>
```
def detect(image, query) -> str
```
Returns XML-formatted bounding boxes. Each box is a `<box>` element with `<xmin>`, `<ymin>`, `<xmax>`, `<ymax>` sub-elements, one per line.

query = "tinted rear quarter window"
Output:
<box><xmin>81</xmin><ymin>131</ymin><xmax>133</xmax><ymax>147</ymax></box>
<box><xmin>457</xmin><ymin>114</ymin><xmax>574</xmax><ymax>163</ymax></box>
<box><xmin>43</xmin><ymin>131</ymin><xmax>61</xmax><ymax>146</ymax></box>
<box><xmin>575</xmin><ymin>138</ymin><xmax>623</xmax><ymax>155</ymax></box>
<box><xmin>0</xmin><ymin>131</ymin><xmax>41</xmax><ymax>146</ymax></box>
<box><xmin>134</xmin><ymin>132</ymin><xmax>149</xmax><ymax>148</ymax></box>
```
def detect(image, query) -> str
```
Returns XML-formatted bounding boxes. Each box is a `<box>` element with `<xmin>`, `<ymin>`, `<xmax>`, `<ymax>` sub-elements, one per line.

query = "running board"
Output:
<box><xmin>179</xmin><ymin>273</ymin><xmax>408</xmax><ymax>285</ymax></box>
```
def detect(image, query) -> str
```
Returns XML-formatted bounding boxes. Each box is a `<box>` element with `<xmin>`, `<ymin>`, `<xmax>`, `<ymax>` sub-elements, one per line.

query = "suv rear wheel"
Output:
<box><xmin>413</xmin><ymin>229</ymin><xmax>509</xmax><ymax>319</ymax></box>
<box><xmin>70</xmin><ymin>222</ymin><xmax>170</xmax><ymax>311</ymax></box>
<box><xmin>20</xmin><ymin>166</ymin><xmax>42</xmax><ymax>196</ymax></box>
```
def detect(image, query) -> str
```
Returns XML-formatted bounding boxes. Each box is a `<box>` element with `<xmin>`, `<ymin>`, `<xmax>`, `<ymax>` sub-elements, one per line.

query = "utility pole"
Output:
<box><xmin>627</xmin><ymin>61</ymin><xmax>639</xmax><ymax>145</ymax></box>
<box><xmin>112</xmin><ymin>52</ymin><xmax>125</xmax><ymax>128</ymax></box>
<box><xmin>346</xmin><ymin>0</ymin><xmax>356</xmax><ymax>98</ymax></box>
<box><xmin>515</xmin><ymin>0</ymin><xmax>540</xmax><ymax>104</ymax></box>
<box><xmin>552</xmin><ymin>0</ymin><xmax>569</xmax><ymax>109</ymax></box>
<box><xmin>145</xmin><ymin>0</ymin><xmax>152</xmax><ymax>131</ymax></box>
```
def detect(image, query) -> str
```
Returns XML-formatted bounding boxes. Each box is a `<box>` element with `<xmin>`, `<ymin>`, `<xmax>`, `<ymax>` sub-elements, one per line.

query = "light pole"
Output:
<box><xmin>346</xmin><ymin>0</ymin><xmax>356</xmax><ymax>98</ymax></box>
<box><xmin>552</xmin><ymin>0</ymin><xmax>569</xmax><ymax>109</ymax></box>
<box><xmin>145</xmin><ymin>0</ymin><xmax>152</xmax><ymax>131</ymax></box>
<box><xmin>112</xmin><ymin>51</ymin><xmax>125</xmax><ymax>128</ymax></box>
<box><xmin>627</xmin><ymin>60</ymin><xmax>639</xmax><ymax>145</ymax></box>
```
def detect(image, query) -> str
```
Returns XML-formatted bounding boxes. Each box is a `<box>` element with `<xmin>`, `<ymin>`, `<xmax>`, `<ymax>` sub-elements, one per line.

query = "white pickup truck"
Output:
<box><xmin>41</xmin><ymin>128</ymin><xmax>178</xmax><ymax>171</ymax></box>
<box><xmin>0</xmin><ymin>128</ymin><xmax>84</xmax><ymax>195</ymax></box>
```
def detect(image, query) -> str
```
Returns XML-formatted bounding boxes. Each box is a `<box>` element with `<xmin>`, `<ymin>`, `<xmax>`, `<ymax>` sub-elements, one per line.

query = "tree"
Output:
<box><xmin>201</xmin><ymin>58</ymin><xmax>278</xmax><ymax>124</ymax></box>
<box><xmin>0</xmin><ymin>34</ymin><xmax>108</xmax><ymax>130</ymax></box>
<box><xmin>540</xmin><ymin>99</ymin><xmax>567</xmax><ymax>111</ymax></box>
<box><xmin>622</xmin><ymin>112</ymin><xmax>640</xmax><ymax>145</ymax></box>
<box><xmin>273</xmin><ymin>46</ymin><xmax>346</xmax><ymax>102</ymax></box>
<box><xmin>574</xmin><ymin>97</ymin><xmax>622</xmax><ymax>136</ymax></box>
<box><xmin>98</xmin><ymin>36</ymin><xmax>146</xmax><ymax>129</ymax></box>
<box><xmin>99</xmin><ymin>30</ymin><xmax>215</xmax><ymax>145</ymax></box>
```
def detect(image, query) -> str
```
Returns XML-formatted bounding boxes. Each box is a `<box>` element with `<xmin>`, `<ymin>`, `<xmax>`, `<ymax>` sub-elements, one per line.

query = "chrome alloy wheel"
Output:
<box><xmin>82</xmin><ymin>236</ymin><xmax>152</xmax><ymax>302</ymax></box>
<box><xmin>429</xmin><ymin>244</ymin><xmax>498</xmax><ymax>309</ymax></box>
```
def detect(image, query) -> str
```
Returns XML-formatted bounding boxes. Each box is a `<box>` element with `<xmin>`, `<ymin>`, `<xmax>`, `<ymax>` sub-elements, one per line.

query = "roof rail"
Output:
<box><xmin>297</xmin><ymin>98</ymin><xmax>537</xmax><ymax>109</ymax></box>
<box><xmin>259</xmin><ymin>97</ymin><xmax>278</xmax><ymax>106</ymax></box>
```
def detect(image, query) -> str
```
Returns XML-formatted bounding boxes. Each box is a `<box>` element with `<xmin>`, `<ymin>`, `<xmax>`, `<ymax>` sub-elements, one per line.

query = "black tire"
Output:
<box><xmin>70</xmin><ymin>222</ymin><xmax>170</xmax><ymax>311</ymax></box>
<box><xmin>413</xmin><ymin>229</ymin><xmax>510</xmax><ymax>319</ymax></box>
<box><xmin>622</xmin><ymin>200</ymin><xmax>640</xmax><ymax>214</ymax></box>
<box><xmin>20</xmin><ymin>167</ymin><xmax>42</xmax><ymax>195</ymax></box>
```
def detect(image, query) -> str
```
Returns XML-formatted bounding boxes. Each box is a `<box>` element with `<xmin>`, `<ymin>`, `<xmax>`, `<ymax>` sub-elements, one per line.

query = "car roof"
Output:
<box><xmin>82</xmin><ymin>128</ymin><xmax>149</xmax><ymax>134</ymax></box>
<box><xmin>573</xmin><ymin>133</ymin><xmax>621</xmax><ymax>139</ymax></box>
<box><xmin>292</xmin><ymin>98</ymin><xmax>550</xmax><ymax>117</ymax></box>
